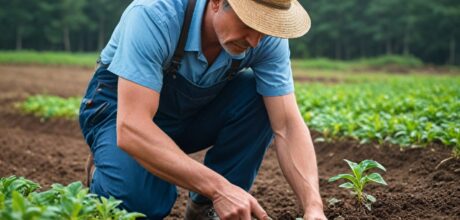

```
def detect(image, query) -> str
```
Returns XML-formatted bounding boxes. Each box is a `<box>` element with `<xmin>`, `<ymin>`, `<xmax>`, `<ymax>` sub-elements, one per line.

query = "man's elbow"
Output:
<box><xmin>116</xmin><ymin>119</ymin><xmax>135</xmax><ymax>153</ymax></box>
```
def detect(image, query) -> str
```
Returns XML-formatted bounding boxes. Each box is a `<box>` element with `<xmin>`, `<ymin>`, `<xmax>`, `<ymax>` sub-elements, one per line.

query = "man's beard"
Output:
<box><xmin>222</xmin><ymin>43</ymin><xmax>247</xmax><ymax>57</ymax></box>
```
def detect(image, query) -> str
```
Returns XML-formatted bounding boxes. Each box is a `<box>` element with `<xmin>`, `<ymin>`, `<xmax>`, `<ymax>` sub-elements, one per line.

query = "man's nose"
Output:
<box><xmin>246</xmin><ymin>30</ymin><xmax>264</xmax><ymax>48</ymax></box>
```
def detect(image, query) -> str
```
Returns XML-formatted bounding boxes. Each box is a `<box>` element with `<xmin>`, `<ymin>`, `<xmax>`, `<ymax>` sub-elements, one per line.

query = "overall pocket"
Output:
<box><xmin>79</xmin><ymin>69</ymin><xmax>118</xmax><ymax>134</ymax></box>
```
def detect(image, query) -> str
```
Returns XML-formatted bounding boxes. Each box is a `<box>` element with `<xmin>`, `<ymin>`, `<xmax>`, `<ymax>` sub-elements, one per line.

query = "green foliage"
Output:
<box><xmin>0</xmin><ymin>176</ymin><xmax>40</xmax><ymax>199</ymax></box>
<box><xmin>356</xmin><ymin>55</ymin><xmax>424</xmax><ymax>69</ymax></box>
<box><xmin>17</xmin><ymin>95</ymin><xmax>81</xmax><ymax>120</ymax></box>
<box><xmin>292</xmin><ymin>0</ymin><xmax>460</xmax><ymax>65</ymax></box>
<box><xmin>292</xmin><ymin>58</ymin><xmax>349</xmax><ymax>70</ymax></box>
<box><xmin>453</xmin><ymin>145</ymin><xmax>460</xmax><ymax>159</ymax></box>
<box><xmin>0</xmin><ymin>51</ymin><xmax>97</xmax><ymax>68</ymax></box>
<box><xmin>329</xmin><ymin>160</ymin><xmax>387</xmax><ymax>210</ymax></box>
<box><xmin>0</xmin><ymin>0</ymin><xmax>130</xmax><ymax>52</ymax></box>
<box><xmin>296</xmin><ymin>75</ymin><xmax>460</xmax><ymax>148</ymax></box>
<box><xmin>0</xmin><ymin>176</ymin><xmax>145</xmax><ymax>220</ymax></box>
<box><xmin>292</xmin><ymin>55</ymin><xmax>425</xmax><ymax>71</ymax></box>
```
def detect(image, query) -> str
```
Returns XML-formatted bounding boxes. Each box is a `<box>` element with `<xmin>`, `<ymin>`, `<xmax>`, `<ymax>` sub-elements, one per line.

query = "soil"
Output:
<box><xmin>0</xmin><ymin>64</ymin><xmax>459</xmax><ymax>220</ymax></box>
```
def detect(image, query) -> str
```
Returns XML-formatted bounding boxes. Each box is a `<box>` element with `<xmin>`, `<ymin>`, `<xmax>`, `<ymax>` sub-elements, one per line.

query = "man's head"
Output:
<box><xmin>209</xmin><ymin>0</ymin><xmax>264</xmax><ymax>56</ymax></box>
<box><xmin>208</xmin><ymin>0</ymin><xmax>311</xmax><ymax>55</ymax></box>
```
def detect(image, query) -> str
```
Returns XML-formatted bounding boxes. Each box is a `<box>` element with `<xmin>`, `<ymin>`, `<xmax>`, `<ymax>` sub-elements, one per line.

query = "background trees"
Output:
<box><xmin>295</xmin><ymin>0</ymin><xmax>460</xmax><ymax>65</ymax></box>
<box><xmin>0</xmin><ymin>0</ymin><xmax>458</xmax><ymax>65</ymax></box>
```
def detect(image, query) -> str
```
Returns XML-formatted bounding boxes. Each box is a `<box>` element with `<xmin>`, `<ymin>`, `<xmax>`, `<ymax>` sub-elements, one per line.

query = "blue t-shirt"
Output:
<box><xmin>101</xmin><ymin>0</ymin><xmax>294</xmax><ymax>96</ymax></box>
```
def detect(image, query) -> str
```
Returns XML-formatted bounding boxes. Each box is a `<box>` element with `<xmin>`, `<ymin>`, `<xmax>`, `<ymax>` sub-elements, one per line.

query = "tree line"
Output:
<box><xmin>0</xmin><ymin>0</ymin><xmax>130</xmax><ymax>52</ymax></box>
<box><xmin>1</xmin><ymin>0</ymin><xmax>459</xmax><ymax>65</ymax></box>
<box><xmin>296</xmin><ymin>0</ymin><xmax>460</xmax><ymax>65</ymax></box>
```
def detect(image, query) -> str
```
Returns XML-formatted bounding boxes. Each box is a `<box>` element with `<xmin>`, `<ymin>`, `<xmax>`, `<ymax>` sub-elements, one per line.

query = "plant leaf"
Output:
<box><xmin>366</xmin><ymin>194</ymin><xmax>376</xmax><ymax>203</ymax></box>
<box><xmin>364</xmin><ymin>202</ymin><xmax>372</xmax><ymax>211</ymax></box>
<box><xmin>360</xmin><ymin>160</ymin><xmax>386</xmax><ymax>172</ymax></box>
<box><xmin>338</xmin><ymin>182</ymin><xmax>354</xmax><ymax>189</ymax></box>
<box><xmin>344</xmin><ymin>159</ymin><xmax>362</xmax><ymax>180</ymax></box>
<box><xmin>328</xmin><ymin>174</ymin><xmax>355</xmax><ymax>183</ymax></box>
<box><xmin>365</xmin><ymin>173</ymin><xmax>387</xmax><ymax>185</ymax></box>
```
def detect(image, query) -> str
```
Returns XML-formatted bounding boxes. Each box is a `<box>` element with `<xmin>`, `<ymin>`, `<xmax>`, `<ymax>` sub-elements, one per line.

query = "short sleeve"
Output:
<box><xmin>107</xmin><ymin>6</ymin><xmax>171</xmax><ymax>93</ymax></box>
<box><xmin>251</xmin><ymin>37</ymin><xmax>294</xmax><ymax>97</ymax></box>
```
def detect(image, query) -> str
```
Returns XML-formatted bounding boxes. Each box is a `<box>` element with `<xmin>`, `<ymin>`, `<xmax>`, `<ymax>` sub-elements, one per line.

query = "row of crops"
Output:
<box><xmin>17</xmin><ymin>74</ymin><xmax>460</xmax><ymax>153</ymax></box>
<box><xmin>0</xmin><ymin>176</ymin><xmax>144</xmax><ymax>219</ymax></box>
<box><xmin>17</xmin><ymin>96</ymin><xmax>80</xmax><ymax>120</ymax></box>
<box><xmin>297</xmin><ymin>75</ymin><xmax>459</xmax><ymax>148</ymax></box>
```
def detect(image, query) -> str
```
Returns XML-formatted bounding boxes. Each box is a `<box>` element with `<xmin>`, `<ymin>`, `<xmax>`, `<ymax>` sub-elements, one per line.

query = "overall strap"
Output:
<box><xmin>227</xmin><ymin>59</ymin><xmax>242</xmax><ymax>80</ymax></box>
<box><xmin>167</xmin><ymin>0</ymin><xmax>197</xmax><ymax>74</ymax></box>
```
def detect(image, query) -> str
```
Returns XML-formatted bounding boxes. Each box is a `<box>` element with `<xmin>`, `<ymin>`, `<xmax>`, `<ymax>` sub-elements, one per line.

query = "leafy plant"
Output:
<box><xmin>0</xmin><ymin>176</ymin><xmax>40</xmax><ymax>198</ymax></box>
<box><xmin>453</xmin><ymin>145</ymin><xmax>460</xmax><ymax>159</ymax></box>
<box><xmin>296</xmin><ymin>75</ymin><xmax>460</xmax><ymax>150</ymax></box>
<box><xmin>328</xmin><ymin>159</ymin><xmax>387</xmax><ymax>210</ymax></box>
<box><xmin>0</xmin><ymin>176</ymin><xmax>145</xmax><ymax>219</ymax></box>
<box><xmin>16</xmin><ymin>95</ymin><xmax>81</xmax><ymax>120</ymax></box>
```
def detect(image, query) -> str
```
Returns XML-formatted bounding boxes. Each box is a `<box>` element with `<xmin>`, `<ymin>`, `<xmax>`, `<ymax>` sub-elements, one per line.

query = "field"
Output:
<box><xmin>0</xmin><ymin>61</ymin><xmax>459</xmax><ymax>219</ymax></box>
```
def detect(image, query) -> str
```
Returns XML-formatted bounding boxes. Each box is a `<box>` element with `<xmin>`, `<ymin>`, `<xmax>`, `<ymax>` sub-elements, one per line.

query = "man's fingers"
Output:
<box><xmin>250</xmin><ymin>200</ymin><xmax>269</xmax><ymax>220</ymax></box>
<box><xmin>241</xmin><ymin>206</ymin><xmax>252</xmax><ymax>220</ymax></box>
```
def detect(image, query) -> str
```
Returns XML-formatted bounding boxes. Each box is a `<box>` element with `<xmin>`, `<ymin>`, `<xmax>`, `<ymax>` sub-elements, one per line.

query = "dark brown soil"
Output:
<box><xmin>0</xmin><ymin>65</ymin><xmax>459</xmax><ymax>220</ymax></box>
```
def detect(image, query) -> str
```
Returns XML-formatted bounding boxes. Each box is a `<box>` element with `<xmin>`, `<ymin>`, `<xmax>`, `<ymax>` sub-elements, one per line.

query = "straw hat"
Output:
<box><xmin>227</xmin><ymin>0</ymin><xmax>311</xmax><ymax>39</ymax></box>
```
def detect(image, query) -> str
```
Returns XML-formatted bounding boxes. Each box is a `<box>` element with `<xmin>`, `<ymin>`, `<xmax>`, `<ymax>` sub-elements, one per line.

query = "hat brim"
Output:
<box><xmin>227</xmin><ymin>0</ymin><xmax>311</xmax><ymax>39</ymax></box>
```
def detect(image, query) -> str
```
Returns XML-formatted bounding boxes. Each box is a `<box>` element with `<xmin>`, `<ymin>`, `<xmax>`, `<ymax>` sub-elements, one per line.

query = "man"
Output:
<box><xmin>79</xmin><ymin>0</ymin><xmax>326</xmax><ymax>219</ymax></box>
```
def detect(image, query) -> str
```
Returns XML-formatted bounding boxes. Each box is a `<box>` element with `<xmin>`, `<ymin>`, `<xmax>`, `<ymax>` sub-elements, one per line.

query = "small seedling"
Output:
<box><xmin>328</xmin><ymin>159</ymin><xmax>387</xmax><ymax>210</ymax></box>
<box><xmin>435</xmin><ymin>145</ymin><xmax>460</xmax><ymax>170</ymax></box>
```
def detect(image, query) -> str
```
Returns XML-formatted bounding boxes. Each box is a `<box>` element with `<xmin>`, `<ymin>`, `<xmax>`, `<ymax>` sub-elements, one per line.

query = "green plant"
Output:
<box><xmin>435</xmin><ymin>145</ymin><xmax>460</xmax><ymax>170</ymax></box>
<box><xmin>16</xmin><ymin>95</ymin><xmax>81</xmax><ymax>120</ymax></box>
<box><xmin>0</xmin><ymin>51</ymin><xmax>98</xmax><ymax>68</ymax></box>
<box><xmin>296</xmin><ymin>75</ymin><xmax>460</xmax><ymax>149</ymax></box>
<box><xmin>0</xmin><ymin>176</ymin><xmax>145</xmax><ymax>219</ymax></box>
<box><xmin>453</xmin><ymin>145</ymin><xmax>460</xmax><ymax>159</ymax></box>
<box><xmin>328</xmin><ymin>159</ymin><xmax>387</xmax><ymax>210</ymax></box>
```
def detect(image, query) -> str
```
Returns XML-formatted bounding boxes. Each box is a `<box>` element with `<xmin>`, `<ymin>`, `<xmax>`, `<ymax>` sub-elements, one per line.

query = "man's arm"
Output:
<box><xmin>263</xmin><ymin>93</ymin><xmax>326</xmax><ymax>220</ymax></box>
<box><xmin>116</xmin><ymin>78</ymin><xmax>268</xmax><ymax>220</ymax></box>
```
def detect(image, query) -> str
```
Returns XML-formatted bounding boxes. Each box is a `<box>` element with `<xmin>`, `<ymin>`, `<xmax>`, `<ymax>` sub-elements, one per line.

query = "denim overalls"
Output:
<box><xmin>79</xmin><ymin>0</ymin><xmax>273</xmax><ymax>219</ymax></box>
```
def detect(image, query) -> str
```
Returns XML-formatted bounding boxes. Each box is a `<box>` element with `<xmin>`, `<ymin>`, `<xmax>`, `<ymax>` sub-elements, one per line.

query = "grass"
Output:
<box><xmin>0</xmin><ymin>51</ymin><xmax>436</xmax><ymax>70</ymax></box>
<box><xmin>0</xmin><ymin>50</ymin><xmax>98</xmax><ymax>68</ymax></box>
<box><xmin>292</xmin><ymin>55</ymin><xmax>441</xmax><ymax>71</ymax></box>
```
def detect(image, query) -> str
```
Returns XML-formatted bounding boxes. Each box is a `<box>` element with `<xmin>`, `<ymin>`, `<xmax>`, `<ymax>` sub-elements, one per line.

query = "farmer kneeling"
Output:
<box><xmin>79</xmin><ymin>0</ymin><xmax>326</xmax><ymax>219</ymax></box>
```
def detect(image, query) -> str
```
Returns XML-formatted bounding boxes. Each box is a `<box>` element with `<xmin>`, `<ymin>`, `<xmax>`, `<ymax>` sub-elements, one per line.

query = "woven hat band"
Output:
<box><xmin>254</xmin><ymin>0</ymin><xmax>291</xmax><ymax>10</ymax></box>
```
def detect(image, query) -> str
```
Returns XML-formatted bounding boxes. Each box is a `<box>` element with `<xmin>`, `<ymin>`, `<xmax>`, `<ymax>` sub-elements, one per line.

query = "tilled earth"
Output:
<box><xmin>0</xmin><ymin>65</ymin><xmax>459</xmax><ymax>219</ymax></box>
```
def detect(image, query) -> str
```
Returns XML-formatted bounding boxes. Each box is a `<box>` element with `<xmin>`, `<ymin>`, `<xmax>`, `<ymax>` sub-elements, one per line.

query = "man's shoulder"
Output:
<box><xmin>248</xmin><ymin>36</ymin><xmax>289</xmax><ymax>60</ymax></box>
<box><xmin>126</xmin><ymin>0</ymin><xmax>188</xmax><ymax>24</ymax></box>
<box><xmin>259</xmin><ymin>36</ymin><xmax>288</xmax><ymax>49</ymax></box>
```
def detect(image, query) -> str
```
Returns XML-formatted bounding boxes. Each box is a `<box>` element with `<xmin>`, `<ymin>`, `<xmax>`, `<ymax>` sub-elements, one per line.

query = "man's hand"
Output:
<box><xmin>303</xmin><ymin>207</ymin><xmax>327</xmax><ymax>220</ymax></box>
<box><xmin>212</xmin><ymin>183</ymin><xmax>269</xmax><ymax>220</ymax></box>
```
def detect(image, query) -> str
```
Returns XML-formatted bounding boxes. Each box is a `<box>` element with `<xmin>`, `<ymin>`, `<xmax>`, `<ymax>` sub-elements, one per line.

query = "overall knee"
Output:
<box><xmin>91</xmin><ymin>170</ymin><xmax>177</xmax><ymax>219</ymax></box>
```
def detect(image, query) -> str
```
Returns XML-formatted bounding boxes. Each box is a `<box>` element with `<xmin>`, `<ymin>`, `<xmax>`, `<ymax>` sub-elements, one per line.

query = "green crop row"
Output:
<box><xmin>291</xmin><ymin>55</ymin><xmax>426</xmax><ymax>71</ymax></box>
<box><xmin>296</xmin><ymin>76</ymin><xmax>460</xmax><ymax>148</ymax></box>
<box><xmin>16</xmin><ymin>74</ymin><xmax>460</xmax><ymax>149</ymax></box>
<box><xmin>16</xmin><ymin>95</ymin><xmax>81</xmax><ymax>120</ymax></box>
<box><xmin>0</xmin><ymin>51</ymin><xmax>98</xmax><ymax>68</ymax></box>
<box><xmin>0</xmin><ymin>176</ymin><xmax>144</xmax><ymax>220</ymax></box>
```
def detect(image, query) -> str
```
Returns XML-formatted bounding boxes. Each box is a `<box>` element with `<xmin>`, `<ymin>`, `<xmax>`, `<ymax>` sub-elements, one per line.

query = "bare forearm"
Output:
<box><xmin>274</xmin><ymin>121</ymin><xmax>323</xmax><ymax>212</ymax></box>
<box><xmin>117</xmin><ymin>115</ymin><xmax>227</xmax><ymax>200</ymax></box>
